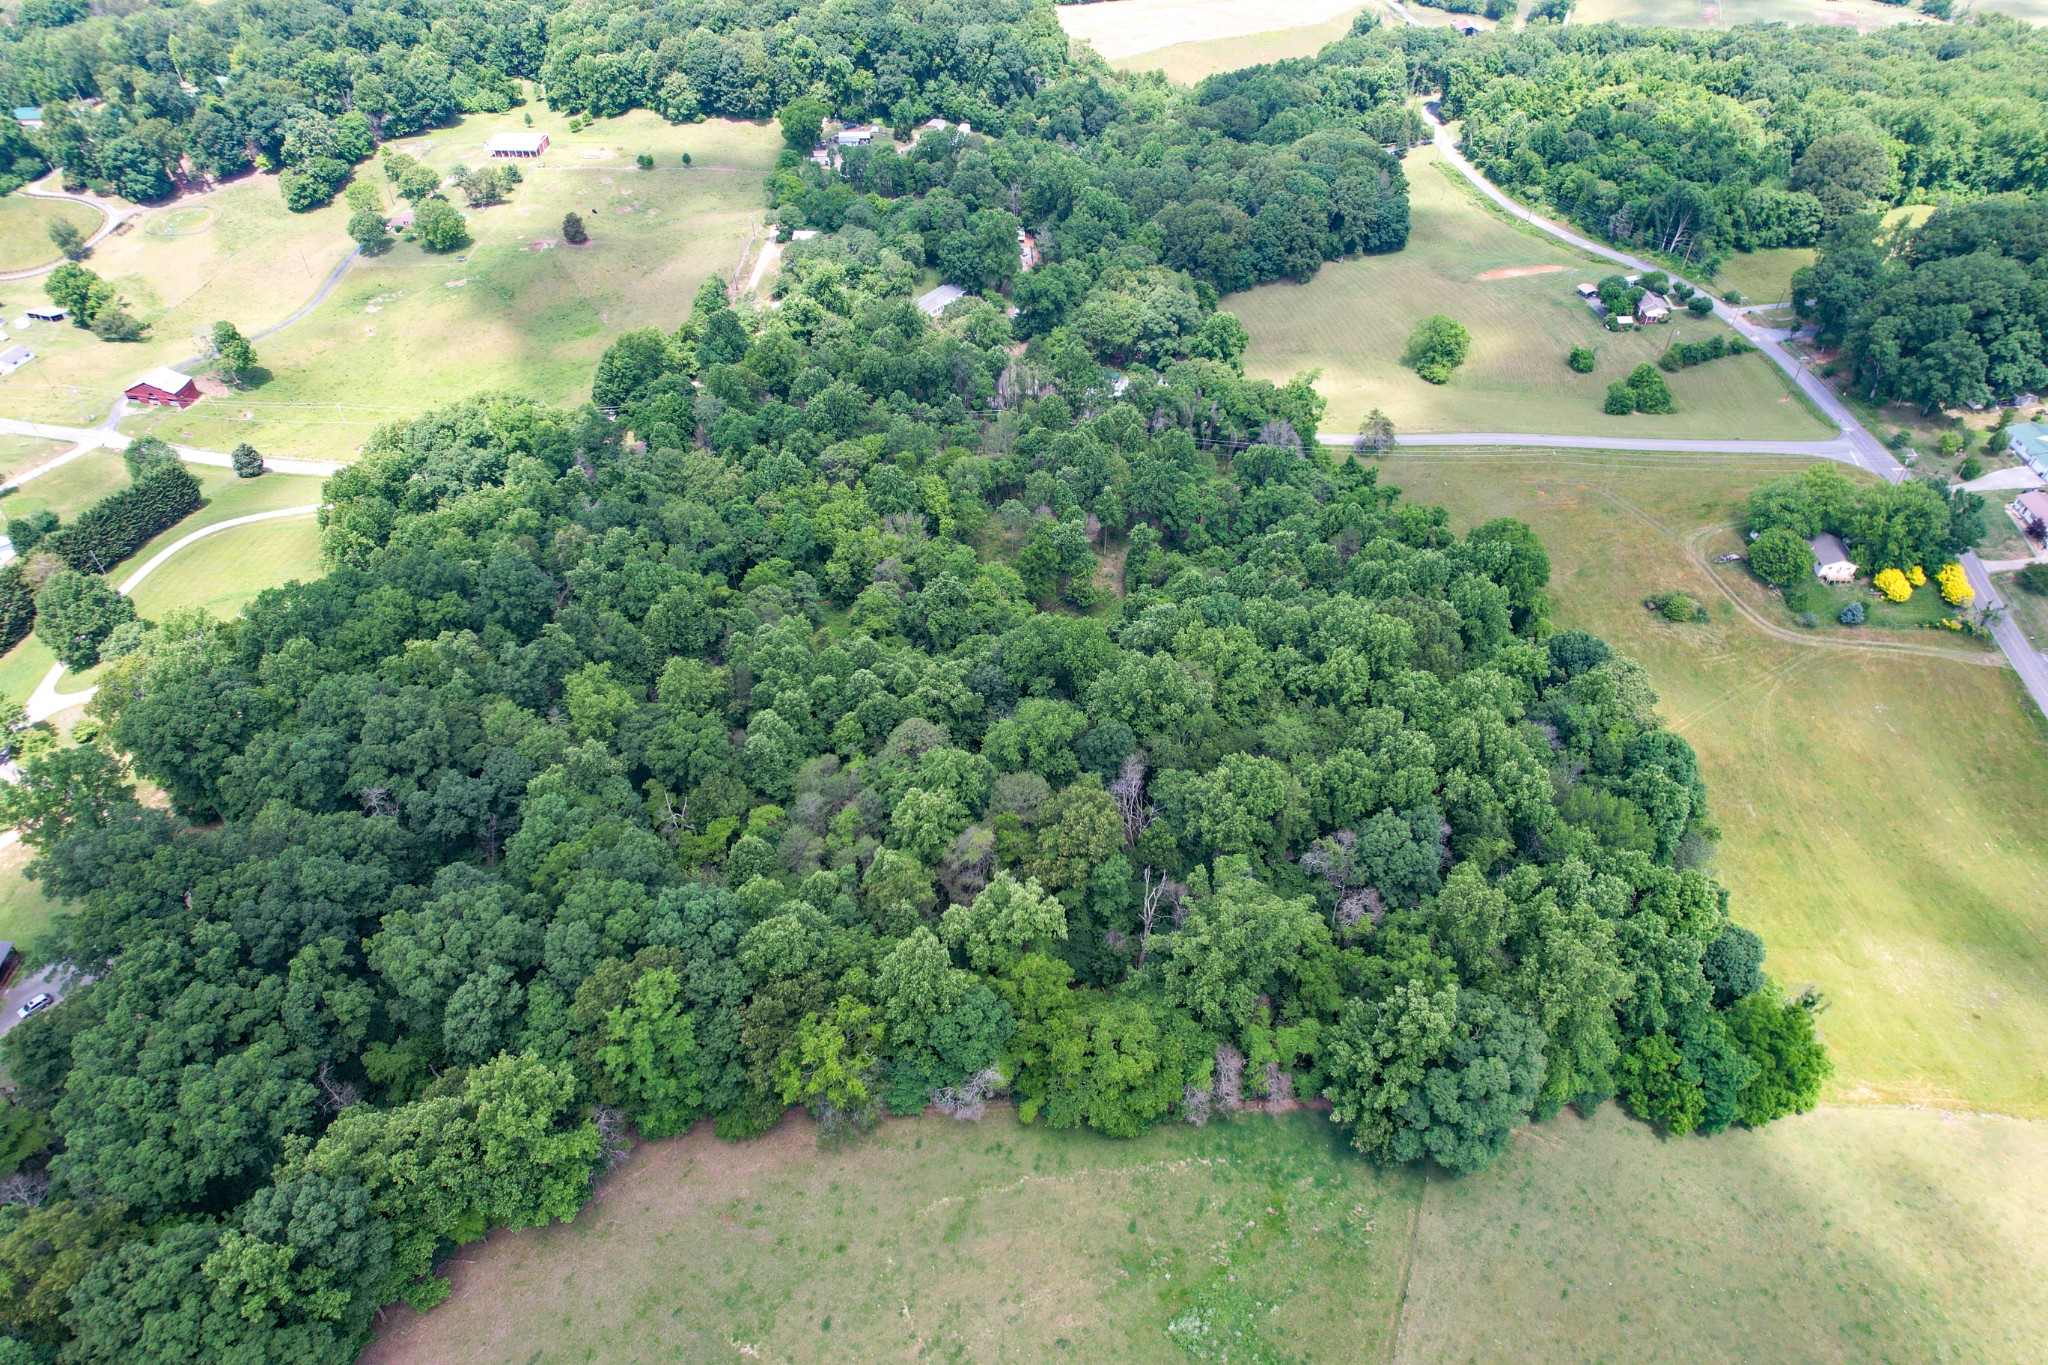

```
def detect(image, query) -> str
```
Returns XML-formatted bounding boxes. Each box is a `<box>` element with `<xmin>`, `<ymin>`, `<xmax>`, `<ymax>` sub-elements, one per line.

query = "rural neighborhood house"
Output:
<box><xmin>1809</xmin><ymin>532</ymin><xmax>1857</xmax><ymax>583</ymax></box>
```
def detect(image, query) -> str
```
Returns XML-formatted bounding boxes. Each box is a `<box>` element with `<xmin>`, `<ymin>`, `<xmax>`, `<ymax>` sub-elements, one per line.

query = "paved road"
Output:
<box><xmin>0</xmin><ymin>964</ymin><xmax>79</xmax><ymax>1040</ymax></box>
<box><xmin>0</xmin><ymin>416</ymin><xmax>343</xmax><ymax>480</ymax></box>
<box><xmin>23</xmin><ymin>502</ymin><xmax>325</xmax><ymax>722</ymax></box>
<box><xmin>1396</xmin><ymin>98</ymin><xmax>2048</xmax><ymax>721</ymax></box>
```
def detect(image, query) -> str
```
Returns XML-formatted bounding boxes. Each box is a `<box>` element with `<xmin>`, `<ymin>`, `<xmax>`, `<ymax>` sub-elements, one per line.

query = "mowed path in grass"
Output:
<box><xmin>1231</xmin><ymin>152</ymin><xmax>1834</xmax><ymax>441</ymax></box>
<box><xmin>122</xmin><ymin>113</ymin><xmax>781</xmax><ymax>464</ymax></box>
<box><xmin>1409</xmin><ymin>452</ymin><xmax>2048</xmax><ymax>1116</ymax></box>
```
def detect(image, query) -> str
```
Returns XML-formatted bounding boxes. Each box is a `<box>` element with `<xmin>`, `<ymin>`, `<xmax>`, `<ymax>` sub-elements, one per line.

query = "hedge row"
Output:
<box><xmin>45</xmin><ymin>462</ymin><xmax>202</xmax><ymax>574</ymax></box>
<box><xmin>0</xmin><ymin>561</ymin><xmax>34</xmax><ymax>653</ymax></box>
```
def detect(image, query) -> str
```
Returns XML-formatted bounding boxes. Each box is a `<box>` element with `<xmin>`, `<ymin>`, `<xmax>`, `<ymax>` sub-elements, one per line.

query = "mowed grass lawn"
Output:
<box><xmin>124</xmin><ymin>112</ymin><xmax>781</xmax><ymax>464</ymax></box>
<box><xmin>363</xmin><ymin>1108</ymin><xmax>1420</xmax><ymax>1365</ymax></box>
<box><xmin>1</xmin><ymin>180</ymin><xmax>355</xmax><ymax>427</ymax></box>
<box><xmin>1711</xmin><ymin>246</ymin><xmax>1814</xmax><ymax>304</ymax></box>
<box><xmin>1405</xmin><ymin>451</ymin><xmax>2048</xmax><ymax>1116</ymax></box>
<box><xmin>1059</xmin><ymin>0</ymin><xmax>1365</xmax><ymax>61</ymax></box>
<box><xmin>1111</xmin><ymin>7</ymin><xmax>1366</xmax><ymax>83</ymax></box>
<box><xmin>1397</xmin><ymin>1102</ymin><xmax>2048</xmax><ymax>1363</ymax></box>
<box><xmin>1232</xmin><ymin>153</ymin><xmax>1833</xmax><ymax>441</ymax></box>
<box><xmin>0</xmin><ymin>193</ymin><xmax>99</xmax><ymax>273</ymax></box>
<box><xmin>125</xmin><ymin>511</ymin><xmax>322</xmax><ymax>620</ymax></box>
<box><xmin>0</xmin><ymin>435</ymin><xmax>73</xmax><ymax>484</ymax></box>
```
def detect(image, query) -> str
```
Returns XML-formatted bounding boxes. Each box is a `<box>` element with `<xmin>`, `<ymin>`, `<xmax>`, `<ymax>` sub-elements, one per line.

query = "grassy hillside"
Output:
<box><xmin>1111</xmin><ymin>7</ymin><xmax>1366</xmax><ymax>83</ymax></box>
<box><xmin>1409</xmin><ymin>451</ymin><xmax>2048</xmax><ymax>1116</ymax></box>
<box><xmin>120</xmin><ymin>113</ymin><xmax>779</xmax><ymax>464</ymax></box>
<box><xmin>1231</xmin><ymin>154</ymin><xmax>1833</xmax><ymax>440</ymax></box>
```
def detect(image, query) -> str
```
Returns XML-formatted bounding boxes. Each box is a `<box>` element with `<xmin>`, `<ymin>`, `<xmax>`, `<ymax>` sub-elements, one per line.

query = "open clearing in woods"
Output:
<box><xmin>360</xmin><ymin>1101</ymin><xmax>2048</xmax><ymax>1365</ymax></box>
<box><xmin>1411</xmin><ymin>451</ymin><xmax>2048</xmax><ymax>1117</ymax></box>
<box><xmin>1058</xmin><ymin>0</ymin><xmax>1365</xmax><ymax>62</ymax></box>
<box><xmin>1230</xmin><ymin>152</ymin><xmax>1834</xmax><ymax>441</ymax></box>
<box><xmin>1104</xmin><ymin>6</ymin><xmax>1368</xmax><ymax>84</ymax></box>
<box><xmin>121</xmin><ymin>112</ymin><xmax>781</xmax><ymax>464</ymax></box>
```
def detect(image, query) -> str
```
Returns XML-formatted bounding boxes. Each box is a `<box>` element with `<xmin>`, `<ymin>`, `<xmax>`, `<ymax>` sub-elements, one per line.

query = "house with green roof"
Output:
<box><xmin>2007</xmin><ymin>422</ymin><xmax>2048</xmax><ymax>477</ymax></box>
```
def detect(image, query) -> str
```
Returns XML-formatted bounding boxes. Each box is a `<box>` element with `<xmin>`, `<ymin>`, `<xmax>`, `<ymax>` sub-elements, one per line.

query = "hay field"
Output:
<box><xmin>1059</xmin><ymin>0</ymin><xmax>1365</xmax><ymax>60</ymax></box>
<box><xmin>1231</xmin><ymin>153</ymin><xmax>1834</xmax><ymax>440</ymax></box>
<box><xmin>1110</xmin><ymin>7</ymin><xmax>1366</xmax><ymax>83</ymax></box>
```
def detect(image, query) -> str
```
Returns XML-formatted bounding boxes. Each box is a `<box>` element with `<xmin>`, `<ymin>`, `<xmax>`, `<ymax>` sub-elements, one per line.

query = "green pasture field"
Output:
<box><xmin>1059</xmin><ymin>0</ymin><xmax>1369</xmax><ymax>62</ymax></box>
<box><xmin>0</xmin><ymin>447</ymin><xmax>129</xmax><ymax>528</ymax></box>
<box><xmin>118</xmin><ymin>463</ymin><xmax>328</xmax><ymax>576</ymax></box>
<box><xmin>125</xmin><ymin>510</ymin><xmax>323</xmax><ymax>621</ymax></box>
<box><xmin>1404</xmin><ymin>450</ymin><xmax>2048</xmax><ymax>1116</ymax></box>
<box><xmin>362</xmin><ymin>1107</ymin><xmax>1420</xmax><ymax>1365</ymax></box>
<box><xmin>0</xmin><ymin>839</ymin><xmax>59</xmax><ymax>959</ymax></box>
<box><xmin>1397</xmin><ymin>1102</ymin><xmax>2048</xmax><ymax>1363</ymax></box>
<box><xmin>0</xmin><ymin>435</ymin><xmax>70</xmax><ymax>483</ymax></box>
<box><xmin>0</xmin><ymin>179</ymin><xmax>355</xmax><ymax>427</ymax></box>
<box><xmin>1710</xmin><ymin>246</ymin><xmax>1814</xmax><ymax>304</ymax></box>
<box><xmin>1113</xmin><ymin>7</ymin><xmax>1366</xmax><ymax>83</ymax></box>
<box><xmin>121</xmin><ymin>112</ymin><xmax>781</xmax><ymax>464</ymax></box>
<box><xmin>361</xmin><ymin>1101</ymin><xmax>2048</xmax><ymax>1365</ymax></box>
<box><xmin>0</xmin><ymin>194</ymin><xmax>98</xmax><ymax>273</ymax></box>
<box><xmin>1230</xmin><ymin>153</ymin><xmax>1834</xmax><ymax>441</ymax></box>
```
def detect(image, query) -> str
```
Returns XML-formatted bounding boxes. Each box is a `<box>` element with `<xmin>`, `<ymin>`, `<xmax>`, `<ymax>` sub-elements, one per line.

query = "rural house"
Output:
<box><xmin>1809</xmin><ymin>532</ymin><xmax>1856</xmax><ymax>583</ymax></box>
<box><xmin>0</xmin><ymin>344</ymin><xmax>33</xmax><ymax>377</ymax></box>
<box><xmin>2009</xmin><ymin>489</ymin><xmax>2048</xmax><ymax>542</ymax></box>
<box><xmin>124</xmin><ymin>366</ymin><xmax>201</xmax><ymax>409</ymax></box>
<box><xmin>486</xmin><ymin>131</ymin><xmax>549</xmax><ymax>158</ymax></box>
<box><xmin>1636</xmin><ymin>292</ymin><xmax>1672</xmax><ymax>324</ymax></box>
<box><xmin>2006</xmin><ymin>421</ymin><xmax>2048</xmax><ymax>478</ymax></box>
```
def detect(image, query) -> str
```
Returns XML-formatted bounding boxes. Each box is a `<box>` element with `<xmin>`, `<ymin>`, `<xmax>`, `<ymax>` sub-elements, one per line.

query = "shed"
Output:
<box><xmin>2009</xmin><ymin>489</ymin><xmax>2048</xmax><ymax>539</ymax></box>
<box><xmin>2007</xmin><ymin>422</ymin><xmax>2048</xmax><ymax>477</ymax></box>
<box><xmin>125</xmin><ymin>366</ymin><xmax>200</xmax><ymax>409</ymax></box>
<box><xmin>835</xmin><ymin>125</ymin><xmax>876</xmax><ymax>147</ymax></box>
<box><xmin>12</xmin><ymin>108</ymin><xmax>40</xmax><ymax>129</ymax></box>
<box><xmin>1636</xmin><ymin>292</ymin><xmax>1672</xmax><ymax>323</ymax></box>
<box><xmin>1575</xmin><ymin>282</ymin><xmax>1599</xmax><ymax>299</ymax></box>
<box><xmin>24</xmin><ymin>306</ymin><xmax>66</xmax><ymax>323</ymax></box>
<box><xmin>485</xmin><ymin>131</ymin><xmax>549</xmax><ymax>158</ymax></box>
<box><xmin>915</xmin><ymin>284</ymin><xmax>966</xmax><ymax>317</ymax></box>
<box><xmin>1809</xmin><ymin>533</ymin><xmax>1856</xmax><ymax>584</ymax></box>
<box><xmin>1456</xmin><ymin>21</ymin><xmax>1482</xmax><ymax>34</ymax></box>
<box><xmin>0</xmin><ymin>345</ymin><xmax>33</xmax><ymax>377</ymax></box>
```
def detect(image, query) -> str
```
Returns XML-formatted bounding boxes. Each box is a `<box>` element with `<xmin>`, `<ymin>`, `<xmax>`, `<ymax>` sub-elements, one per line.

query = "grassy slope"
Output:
<box><xmin>1058</xmin><ymin>0</ymin><xmax>1367</xmax><ymax>61</ymax></box>
<box><xmin>121</xmin><ymin>113</ymin><xmax>780</xmax><ymax>464</ymax></box>
<box><xmin>0</xmin><ymin>436</ymin><xmax>69</xmax><ymax>483</ymax></box>
<box><xmin>1569</xmin><ymin>0</ymin><xmax>1934</xmax><ymax>28</ymax></box>
<box><xmin>362</xmin><ymin>1108</ymin><xmax>1420</xmax><ymax>1365</ymax></box>
<box><xmin>1710</xmin><ymin>246</ymin><xmax>1814</xmax><ymax>304</ymax></box>
<box><xmin>1112</xmin><ymin>8</ymin><xmax>1365</xmax><ymax>83</ymax></box>
<box><xmin>2</xmin><ymin>180</ymin><xmax>354</xmax><ymax>427</ymax></box>
<box><xmin>0</xmin><ymin>194</ymin><xmax>99</xmax><ymax>273</ymax></box>
<box><xmin>1398</xmin><ymin>1102</ymin><xmax>2048</xmax><ymax>1363</ymax></box>
<box><xmin>1405</xmin><ymin>451</ymin><xmax>2048</xmax><ymax>1115</ymax></box>
<box><xmin>126</xmin><ymin>513</ymin><xmax>322</xmax><ymax>620</ymax></box>
<box><xmin>0</xmin><ymin>447</ymin><xmax>127</xmax><ymax>524</ymax></box>
<box><xmin>1232</xmin><ymin>154</ymin><xmax>1833</xmax><ymax>440</ymax></box>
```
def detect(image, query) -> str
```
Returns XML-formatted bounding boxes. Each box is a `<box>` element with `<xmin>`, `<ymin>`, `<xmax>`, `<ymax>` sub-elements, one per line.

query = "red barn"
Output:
<box><xmin>125</xmin><ymin>366</ymin><xmax>200</xmax><ymax>409</ymax></box>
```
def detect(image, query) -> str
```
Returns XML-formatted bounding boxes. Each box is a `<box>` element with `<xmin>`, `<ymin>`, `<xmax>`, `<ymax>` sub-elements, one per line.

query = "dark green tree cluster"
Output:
<box><xmin>1796</xmin><ymin>195</ymin><xmax>2048</xmax><ymax>411</ymax></box>
<box><xmin>1656</xmin><ymin>336</ymin><xmax>1753</xmax><ymax>372</ymax></box>
<box><xmin>0</xmin><ymin>254</ymin><xmax>1823</xmax><ymax>1358</ymax></box>
<box><xmin>1604</xmin><ymin>363</ymin><xmax>1673</xmax><ymax>415</ymax></box>
<box><xmin>1430</xmin><ymin>16</ymin><xmax>2048</xmax><ymax>264</ymax></box>
<box><xmin>1745</xmin><ymin>463</ymin><xmax>1982</xmax><ymax>572</ymax></box>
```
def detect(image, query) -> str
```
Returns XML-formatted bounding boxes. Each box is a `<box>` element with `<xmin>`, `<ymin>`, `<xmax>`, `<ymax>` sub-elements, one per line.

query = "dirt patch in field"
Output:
<box><xmin>1476</xmin><ymin>264</ymin><xmax>1568</xmax><ymax>281</ymax></box>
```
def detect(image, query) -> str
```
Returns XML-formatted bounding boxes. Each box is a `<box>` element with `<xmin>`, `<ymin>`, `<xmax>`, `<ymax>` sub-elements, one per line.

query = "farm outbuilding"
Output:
<box><xmin>835</xmin><ymin>125</ymin><xmax>877</xmax><ymax>147</ymax></box>
<box><xmin>0</xmin><ymin>345</ymin><xmax>33</xmax><ymax>377</ymax></box>
<box><xmin>1809</xmin><ymin>533</ymin><xmax>1856</xmax><ymax>584</ymax></box>
<box><xmin>486</xmin><ymin>131</ymin><xmax>549</xmax><ymax>158</ymax></box>
<box><xmin>24</xmin><ymin>306</ymin><xmax>65</xmax><ymax>323</ymax></box>
<box><xmin>125</xmin><ymin>366</ymin><xmax>201</xmax><ymax>408</ymax></box>
<box><xmin>916</xmin><ymin>284</ymin><xmax>966</xmax><ymax>317</ymax></box>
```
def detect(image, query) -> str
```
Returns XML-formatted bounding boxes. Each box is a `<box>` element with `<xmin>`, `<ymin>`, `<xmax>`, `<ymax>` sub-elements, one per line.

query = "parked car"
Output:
<box><xmin>17</xmin><ymin>992</ymin><xmax>50</xmax><ymax>1019</ymax></box>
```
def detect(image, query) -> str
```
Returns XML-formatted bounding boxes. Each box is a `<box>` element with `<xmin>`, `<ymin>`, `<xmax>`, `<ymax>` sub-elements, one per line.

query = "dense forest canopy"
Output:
<box><xmin>1432</xmin><ymin>16</ymin><xmax>2048</xmax><ymax>265</ymax></box>
<box><xmin>0</xmin><ymin>215</ymin><xmax>1825</xmax><ymax>1365</ymax></box>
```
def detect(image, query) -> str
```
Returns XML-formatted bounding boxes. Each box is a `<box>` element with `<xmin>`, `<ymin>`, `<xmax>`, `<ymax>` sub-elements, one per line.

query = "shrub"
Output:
<box><xmin>1873</xmin><ymin>567</ymin><xmax>1911</xmax><ymax>601</ymax></box>
<box><xmin>1604</xmin><ymin>381</ymin><xmax>1637</xmax><ymax>415</ymax></box>
<box><xmin>230</xmin><ymin>443</ymin><xmax>264</xmax><ymax>478</ymax></box>
<box><xmin>1795</xmin><ymin>610</ymin><xmax>1819</xmax><ymax>628</ymax></box>
<box><xmin>1837</xmin><ymin>600</ymin><xmax>1865</xmax><ymax>625</ymax></box>
<box><xmin>1687</xmin><ymin>293</ymin><xmax>1715</xmax><ymax>316</ymax></box>
<box><xmin>1404</xmin><ymin>314</ymin><xmax>1470</xmax><ymax>385</ymax></box>
<box><xmin>1657</xmin><ymin>335</ymin><xmax>1754</xmax><ymax>372</ymax></box>
<box><xmin>89</xmin><ymin>307</ymin><xmax>146</xmax><ymax>342</ymax></box>
<box><xmin>1906</xmin><ymin>564</ymin><xmax>1926</xmax><ymax>587</ymax></box>
<box><xmin>1649</xmin><ymin>591</ymin><xmax>1705</xmax><ymax>622</ymax></box>
<box><xmin>1625</xmin><ymin>363</ymin><xmax>1674</xmax><ymax>413</ymax></box>
<box><xmin>1957</xmin><ymin>455</ymin><xmax>1984</xmax><ymax>481</ymax></box>
<box><xmin>1747</xmin><ymin>527</ymin><xmax>1815</xmax><ymax>588</ymax></box>
<box><xmin>1935</xmin><ymin>561</ymin><xmax>1973</xmax><ymax>606</ymax></box>
<box><xmin>562</xmin><ymin>211</ymin><xmax>588</xmax><ymax>245</ymax></box>
<box><xmin>1937</xmin><ymin>430</ymin><xmax>1965</xmax><ymax>457</ymax></box>
<box><xmin>1566</xmin><ymin>345</ymin><xmax>1596</xmax><ymax>373</ymax></box>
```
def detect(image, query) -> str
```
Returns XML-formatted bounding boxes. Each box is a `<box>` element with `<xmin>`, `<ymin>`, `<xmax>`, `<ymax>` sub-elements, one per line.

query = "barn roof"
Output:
<box><xmin>486</xmin><ymin>131</ymin><xmax>548</xmax><ymax>154</ymax></box>
<box><xmin>130</xmin><ymin>366</ymin><xmax>195</xmax><ymax>394</ymax></box>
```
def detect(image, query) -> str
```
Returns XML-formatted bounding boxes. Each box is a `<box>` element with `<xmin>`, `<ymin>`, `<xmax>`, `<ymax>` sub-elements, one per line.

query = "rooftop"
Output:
<box><xmin>1809</xmin><ymin>532</ymin><xmax>1852</xmax><ymax>566</ymax></box>
<box><xmin>915</xmin><ymin>284</ymin><xmax>966</xmax><ymax>317</ymax></box>
<box><xmin>130</xmin><ymin>365</ymin><xmax>194</xmax><ymax>393</ymax></box>
<box><xmin>0</xmin><ymin>344</ymin><xmax>32</xmax><ymax>365</ymax></box>
<box><xmin>485</xmin><ymin>131</ymin><xmax>548</xmax><ymax>153</ymax></box>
